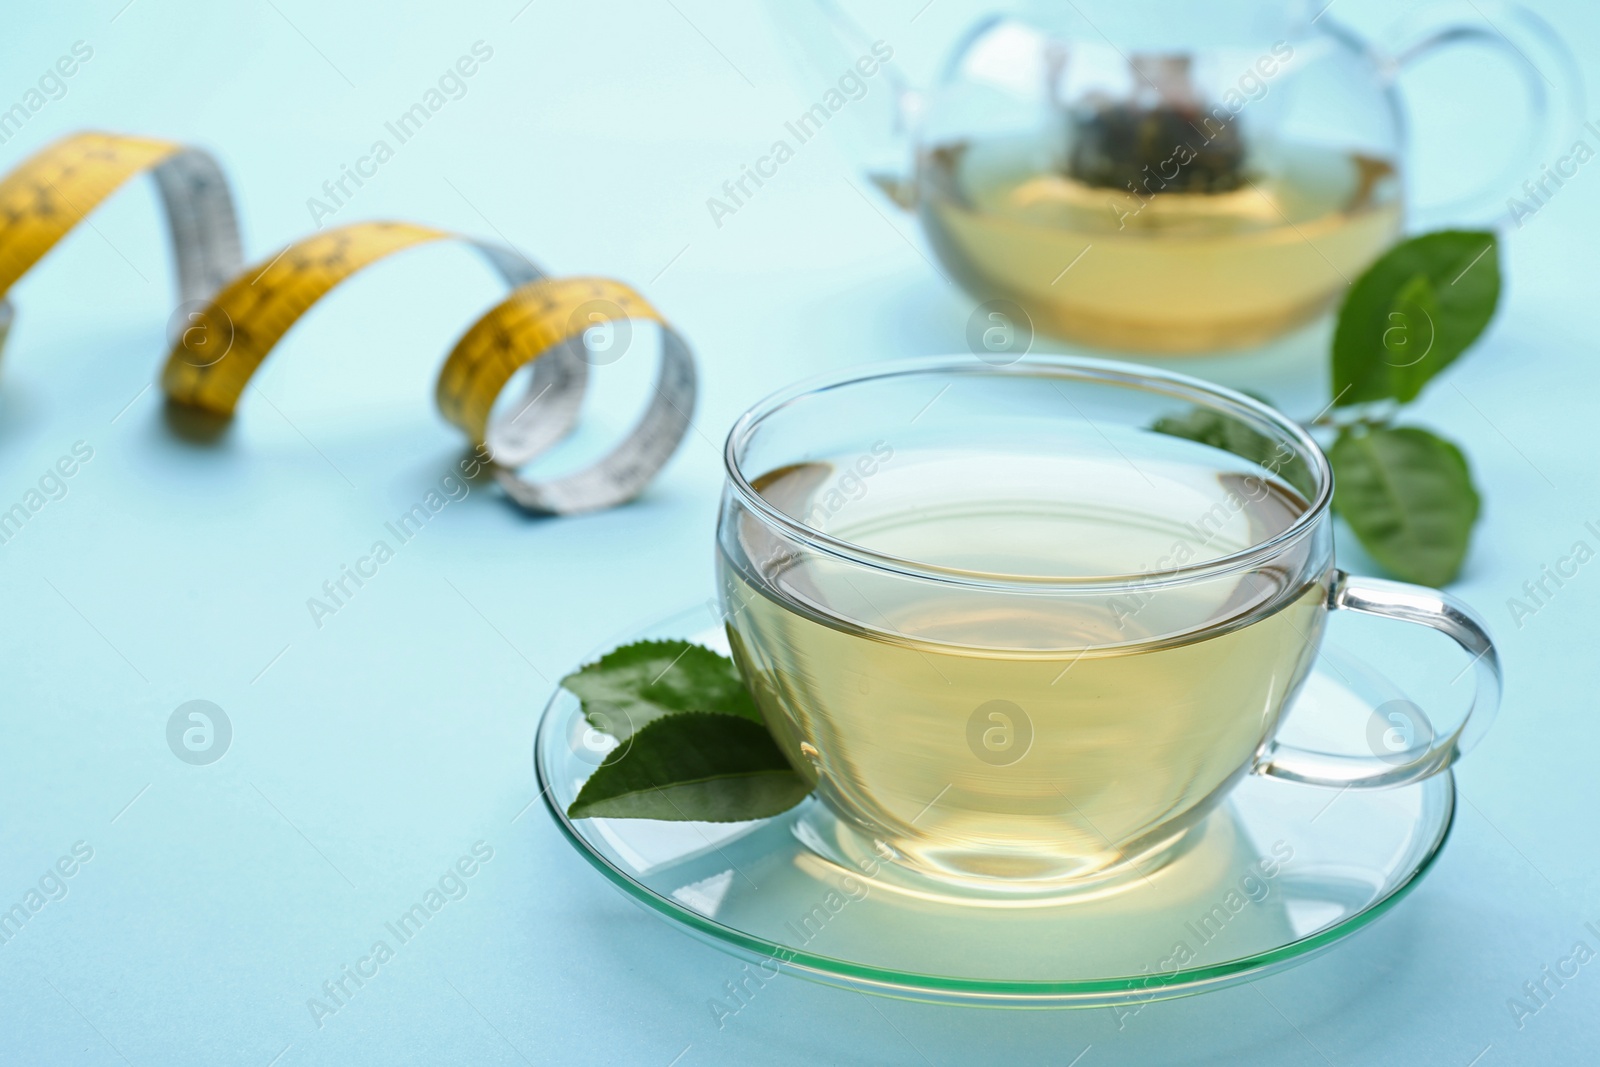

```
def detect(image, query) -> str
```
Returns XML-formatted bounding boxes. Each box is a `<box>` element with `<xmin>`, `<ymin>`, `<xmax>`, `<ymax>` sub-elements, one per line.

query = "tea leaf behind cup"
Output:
<box><xmin>1149</xmin><ymin>399</ymin><xmax>1317</xmax><ymax>501</ymax></box>
<box><xmin>1332</xmin><ymin>231</ymin><xmax>1500</xmax><ymax>406</ymax></box>
<box><xmin>1329</xmin><ymin>425</ymin><xmax>1480</xmax><ymax>586</ymax></box>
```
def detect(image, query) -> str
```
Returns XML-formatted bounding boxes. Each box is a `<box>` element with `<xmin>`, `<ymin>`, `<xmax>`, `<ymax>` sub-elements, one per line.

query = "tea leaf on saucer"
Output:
<box><xmin>1330</xmin><ymin>425</ymin><xmax>1480</xmax><ymax>586</ymax></box>
<box><xmin>561</xmin><ymin>639</ymin><xmax>761</xmax><ymax>741</ymax></box>
<box><xmin>567</xmin><ymin>712</ymin><xmax>809</xmax><ymax>822</ymax></box>
<box><xmin>1332</xmin><ymin>231</ymin><xmax>1500</xmax><ymax>406</ymax></box>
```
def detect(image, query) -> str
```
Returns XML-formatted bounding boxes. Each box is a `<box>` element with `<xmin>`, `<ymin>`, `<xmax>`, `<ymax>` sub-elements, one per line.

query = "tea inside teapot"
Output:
<box><xmin>918</xmin><ymin>51</ymin><xmax>1402</xmax><ymax>352</ymax></box>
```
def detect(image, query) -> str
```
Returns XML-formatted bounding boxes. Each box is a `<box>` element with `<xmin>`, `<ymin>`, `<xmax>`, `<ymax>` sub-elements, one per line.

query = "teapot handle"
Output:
<box><xmin>1378</xmin><ymin>1</ymin><xmax>1584</xmax><ymax>230</ymax></box>
<box><xmin>763</xmin><ymin>0</ymin><xmax>922</xmax><ymax>208</ymax></box>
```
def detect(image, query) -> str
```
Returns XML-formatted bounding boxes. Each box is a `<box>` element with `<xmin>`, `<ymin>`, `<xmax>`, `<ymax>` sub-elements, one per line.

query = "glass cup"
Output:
<box><xmin>716</xmin><ymin>356</ymin><xmax>1498</xmax><ymax>898</ymax></box>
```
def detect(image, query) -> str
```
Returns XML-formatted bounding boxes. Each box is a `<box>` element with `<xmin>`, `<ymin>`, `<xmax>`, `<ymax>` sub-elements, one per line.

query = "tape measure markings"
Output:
<box><xmin>0</xmin><ymin>132</ymin><xmax>241</xmax><ymax>304</ymax></box>
<box><xmin>0</xmin><ymin>130</ymin><xmax>694</xmax><ymax>515</ymax></box>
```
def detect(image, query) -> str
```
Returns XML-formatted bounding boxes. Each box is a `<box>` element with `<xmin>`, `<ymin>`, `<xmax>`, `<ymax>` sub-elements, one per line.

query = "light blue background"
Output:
<box><xmin>0</xmin><ymin>0</ymin><xmax>1596</xmax><ymax>1063</ymax></box>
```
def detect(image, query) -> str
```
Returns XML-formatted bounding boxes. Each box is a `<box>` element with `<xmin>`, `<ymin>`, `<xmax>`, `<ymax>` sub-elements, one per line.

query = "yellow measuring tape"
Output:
<box><xmin>0</xmin><ymin>130</ymin><xmax>695</xmax><ymax>514</ymax></box>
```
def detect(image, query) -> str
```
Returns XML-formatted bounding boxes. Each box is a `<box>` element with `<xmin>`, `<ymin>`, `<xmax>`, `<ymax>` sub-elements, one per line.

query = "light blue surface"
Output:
<box><xmin>1</xmin><ymin>0</ymin><xmax>1597</xmax><ymax>1063</ymax></box>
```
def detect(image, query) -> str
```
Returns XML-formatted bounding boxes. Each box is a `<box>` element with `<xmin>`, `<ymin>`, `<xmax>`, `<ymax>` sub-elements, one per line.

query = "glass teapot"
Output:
<box><xmin>770</xmin><ymin>0</ymin><xmax>1581</xmax><ymax>353</ymax></box>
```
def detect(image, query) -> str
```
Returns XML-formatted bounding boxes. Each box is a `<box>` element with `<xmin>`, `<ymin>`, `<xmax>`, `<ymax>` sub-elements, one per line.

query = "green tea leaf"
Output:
<box><xmin>1151</xmin><ymin>406</ymin><xmax>1279</xmax><ymax>466</ymax></box>
<box><xmin>567</xmin><ymin>712</ymin><xmax>809</xmax><ymax>821</ymax></box>
<box><xmin>1330</xmin><ymin>425</ymin><xmax>1480</xmax><ymax>586</ymax></box>
<box><xmin>1332</xmin><ymin>231</ymin><xmax>1500</xmax><ymax>406</ymax></box>
<box><xmin>1150</xmin><ymin>402</ymin><xmax>1316</xmax><ymax>501</ymax></box>
<box><xmin>561</xmin><ymin>639</ymin><xmax>761</xmax><ymax>741</ymax></box>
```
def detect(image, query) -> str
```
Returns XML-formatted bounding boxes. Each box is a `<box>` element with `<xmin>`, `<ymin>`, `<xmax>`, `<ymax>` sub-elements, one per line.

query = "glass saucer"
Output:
<box><xmin>535</xmin><ymin>605</ymin><xmax>1455</xmax><ymax>1008</ymax></box>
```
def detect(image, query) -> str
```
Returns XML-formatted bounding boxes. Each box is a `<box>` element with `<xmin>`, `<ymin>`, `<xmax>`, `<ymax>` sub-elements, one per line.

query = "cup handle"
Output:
<box><xmin>1381</xmin><ymin>2</ymin><xmax>1585</xmax><ymax>229</ymax></box>
<box><xmin>1253</xmin><ymin>570</ymin><xmax>1501</xmax><ymax>789</ymax></box>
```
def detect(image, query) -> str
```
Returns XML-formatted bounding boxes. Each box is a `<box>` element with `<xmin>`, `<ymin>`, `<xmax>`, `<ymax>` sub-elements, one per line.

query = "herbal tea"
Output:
<box><xmin>719</xmin><ymin>446</ymin><xmax>1326</xmax><ymax>887</ymax></box>
<box><xmin>918</xmin><ymin>134</ymin><xmax>1401</xmax><ymax>352</ymax></box>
